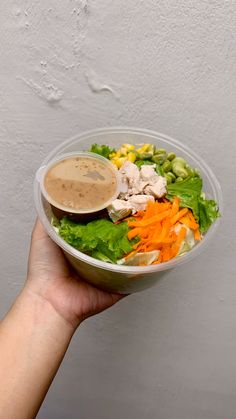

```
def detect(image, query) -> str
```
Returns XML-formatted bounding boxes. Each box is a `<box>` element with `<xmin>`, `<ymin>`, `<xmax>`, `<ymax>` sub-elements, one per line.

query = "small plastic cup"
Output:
<box><xmin>36</xmin><ymin>151</ymin><xmax>121</xmax><ymax>222</ymax></box>
<box><xmin>34</xmin><ymin>127</ymin><xmax>223</xmax><ymax>293</ymax></box>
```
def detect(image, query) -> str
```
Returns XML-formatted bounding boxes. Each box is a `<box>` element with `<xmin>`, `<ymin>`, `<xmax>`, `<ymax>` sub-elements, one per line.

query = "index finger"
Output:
<box><xmin>31</xmin><ymin>218</ymin><xmax>49</xmax><ymax>241</ymax></box>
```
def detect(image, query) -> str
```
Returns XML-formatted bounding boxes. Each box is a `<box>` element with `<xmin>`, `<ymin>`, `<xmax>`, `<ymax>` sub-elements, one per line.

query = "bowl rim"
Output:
<box><xmin>34</xmin><ymin>126</ymin><xmax>223</xmax><ymax>274</ymax></box>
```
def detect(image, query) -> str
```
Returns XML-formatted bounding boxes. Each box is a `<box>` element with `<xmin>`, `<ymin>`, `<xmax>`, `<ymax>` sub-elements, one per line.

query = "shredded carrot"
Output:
<box><xmin>127</xmin><ymin>227</ymin><xmax>143</xmax><ymax>240</ymax></box>
<box><xmin>170</xmin><ymin>196</ymin><xmax>180</xmax><ymax>216</ymax></box>
<box><xmin>162</xmin><ymin>244</ymin><xmax>172</xmax><ymax>262</ymax></box>
<box><xmin>128</xmin><ymin>209</ymin><xmax>172</xmax><ymax>228</ymax></box>
<box><xmin>188</xmin><ymin>210</ymin><xmax>198</xmax><ymax>225</ymax></box>
<box><xmin>158</xmin><ymin>219</ymin><xmax>171</xmax><ymax>241</ymax></box>
<box><xmin>127</xmin><ymin>197</ymin><xmax>202</xmax><ymax>264</ymax></box>
<box><xmin>178</xmin><ymin>210</ymin><xmax>201</xmax><ymax>242</ymax></box>
<box><xmin>152</xmin><ymin>260</ymin><xmax>161</xmax><ymax>265</ymax></box>
<box><xmin>194</xmin><ymin>228</ymin><xmax>201</xmax><ymax>241</ymax></box>
<box><xmin>124</xmin><ymin>250</ymin><xmax>137</xmax><ymax>260</ymax></box>
<box><xmin>179</xmin><ymin>215</ymin><xmax>199</xmax><ymax>230</ymax></box>
<box><xmin>170</xmin><ymin>208</ymin><xmax>189</xmax><ymax>225</ymax></box>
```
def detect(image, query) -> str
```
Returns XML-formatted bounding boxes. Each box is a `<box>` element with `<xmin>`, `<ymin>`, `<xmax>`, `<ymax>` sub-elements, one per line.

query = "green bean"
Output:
<box><xmin>168</xmin><ymin>172</ymin><xmax>176</xmax><ymax>181</ymax></box>
<box><xmin>167</xmin><ymin>152</ymin><xmax>176</xmax><ymax>161</ymax></box>
<box><xmin>194</xmin><ymin>168</ymin><xmax>201</xmax><ymax>177</ymax></box>
<box><xmin>171</xmin><ymin>157</ymin><xmax>188</xmax><ymax>178</ymax></box>
<box><xmin>164</xmin><ymin>172</ymin><xmax>176</xmax><ymax>184</ymax></box>
<box><xmin>155</xmin><ymin>148</ymin><xmax>166</xmax><ymax>154</ymax></box>
<box><xmin>137</xmin><ymin>152</ymin><xmax>153</xmax><ymax>160</ymax></box>
<box><xmin>137</xmin><ymin>144</ymin><xmax>155</xmax><ymax>160</ymax></box>
<box><xmin>162</xmin><ymin>160</ymin><xmax>172</xmax><ymax>172</ymax></box>
<box><xmin>176</xmin><ymin>176</ymin><xmax>184</xmax><ymax>182</ymax></box>
<box><xmin>185</xmin><ymin>164</ymin><xmax>195</xmax><ymax>177</ymax></box>
<box><xmin>152</xmin><ymin>152</ymin><xmax>167</xmax><ymax>164</ymax></box>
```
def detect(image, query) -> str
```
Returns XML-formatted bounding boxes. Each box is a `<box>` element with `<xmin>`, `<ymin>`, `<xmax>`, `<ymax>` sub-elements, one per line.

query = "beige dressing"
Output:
<box><xmin>44</xmin><ymin>156</ymin><xmax>118</xmax><ymax>211</ymax></box>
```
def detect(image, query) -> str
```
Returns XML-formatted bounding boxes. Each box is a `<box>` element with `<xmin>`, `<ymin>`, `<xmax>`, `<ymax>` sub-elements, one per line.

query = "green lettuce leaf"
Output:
<box><xmin>166</xmin><ymin>177</ymin><xmax>202</xmax><ymax>220</ymax></box>
<box><xmin>167</xmin><ymin>176</ymin><xmax>203</xmax><ymax>196</ymax></box>
<box><xmin>89</xmin><ymin>143</ymin><xmax>115</xmax><ymax>159</ymax></box>
<box><xmin>166</xmin><ymin>176</ymin><xmax>220</xmax><ymax>233</ymax></box>
<box><xmin>58</xmin><ymin>217</ymin><xmax>136</xmax><ymax>263</ymax></box>
<box><xmin>155</xmin><ymin>164</ymin><xmax>164</xmax><ymax>177</ymax></box>
<box><xmin>135</xmin><ymin>160</ymin><xmax>154</xmax><ymax>169</ymax></box>
<box><xmin>135</xmin><ymin>160</ymin><xmax>164</xmax><ymax>176</ymax></box>
<box><xmin>198</xmin><ymin>197</ymin><xmax>220</xmax><ymax>233</ymax></box>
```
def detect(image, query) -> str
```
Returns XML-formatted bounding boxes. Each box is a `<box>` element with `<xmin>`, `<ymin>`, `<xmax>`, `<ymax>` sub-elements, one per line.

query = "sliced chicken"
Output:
<box><xmin>144</xmin><ymin>176</ymin><xmax>167</xmax><ymax>198</ymax></box>
<box><xmin>117</xmin><ymin>250</ymin><xmax>160</xmax><ymax>266</ymax></box>
<box><xmin>107</xmin><ymin>195</ymin><xmax>154</xmax><ymax>222</ymax></box>
<box><xmin>140</xmin><ymin>164</ymin><xmax>157</xmax><ymax>183</ymax></box>
<box><xmin>128</xmin><ymin>194</ymin><xmax>155</xmax><ymax>214</ymax></box>
<box><xmin>107</xmin><ymin>199</ymin><xmax>132</xmax><ymax>222</ymax></box>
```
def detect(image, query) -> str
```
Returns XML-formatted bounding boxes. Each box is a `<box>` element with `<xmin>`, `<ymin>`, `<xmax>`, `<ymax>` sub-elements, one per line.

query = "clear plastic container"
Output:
<box><xmin>34</xmin><ymin>127</ymin><xmax>223</xmax><ymax>293</ymax></box>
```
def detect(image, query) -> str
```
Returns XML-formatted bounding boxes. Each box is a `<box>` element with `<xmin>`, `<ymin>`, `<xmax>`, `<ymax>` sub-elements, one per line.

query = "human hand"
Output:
<box><xmin>0</xmin><ymin>218</ymin><xmax>125</xmax><ymax>417</ymax></box>
<box><xmin>26</xmin><ymin>219</ymin><xmax>125</xmax><ymax>330</ymax></box>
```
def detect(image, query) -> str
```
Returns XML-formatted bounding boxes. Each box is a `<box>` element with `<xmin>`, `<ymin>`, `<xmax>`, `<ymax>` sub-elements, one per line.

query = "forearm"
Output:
<box><xmin>0</xmin><ymin>287</ymin><xmax>76</xmax><ymax>419</ymax></box>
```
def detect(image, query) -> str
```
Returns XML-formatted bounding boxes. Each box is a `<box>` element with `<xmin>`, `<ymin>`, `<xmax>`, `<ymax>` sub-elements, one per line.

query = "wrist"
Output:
<box><xmin>0</xmin><ymin>285</ymin><xmax>76</xmax><ymax>419</ymax></box>
<box><xmin>13</xmin><ymin>286</ymin><xmax>77</xmax><ymax>342</ymax></box>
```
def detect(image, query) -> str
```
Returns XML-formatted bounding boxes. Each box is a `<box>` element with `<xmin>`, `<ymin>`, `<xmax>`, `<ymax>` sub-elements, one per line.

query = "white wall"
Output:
<box><xmin>0</xmin><ymin>1</ymin><xmax>235</xmax><ymax>418</ymax></box>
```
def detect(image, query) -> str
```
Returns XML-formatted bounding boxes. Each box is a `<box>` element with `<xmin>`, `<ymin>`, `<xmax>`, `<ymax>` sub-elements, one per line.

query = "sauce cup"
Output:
<box><xmin>36</xmin><ymin>151</ymin><xmax>121</xmax><ymax>221</ymax></box>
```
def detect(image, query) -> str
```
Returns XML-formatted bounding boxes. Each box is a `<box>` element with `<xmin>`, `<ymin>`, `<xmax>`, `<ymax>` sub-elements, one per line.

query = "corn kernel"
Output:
<box><xmin>137</xmin><ymin>143</ymin><xmax>150</xmax><ymax>153</ymax></box>
<box><xmin>117</xmin><ymin>157</ymin><xmax>128</xmax><ymax>168</ymax></box>
<box><xmin>123</xmin><ymin>143</ymin><xmax>135</xmax><ymax>151</ymax></box>
<box><xmin>110</xmin><ymin>158</ymin><xmax>118</xmax><ymax>167</ymax></box>
<box><xmin>110</xmin><ymin>157</ymin><xmax>124</xmax><ymax>168</ymax></box>
<box><xmin>120</xmin><ymin>147</ymin><xmax>128</xmax><ymax>156</ymax></box>
<box><xmin>127</xmin><ymin>152</ymin><xmax>136</xmax><ymax>163</ymax></box>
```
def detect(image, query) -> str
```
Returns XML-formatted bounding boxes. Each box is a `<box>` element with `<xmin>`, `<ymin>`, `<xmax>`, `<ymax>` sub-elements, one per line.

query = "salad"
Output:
<box><xmin>52</xmin><ymin>142</ymin><xmax>220</xmax><ymax>266</ymax></box>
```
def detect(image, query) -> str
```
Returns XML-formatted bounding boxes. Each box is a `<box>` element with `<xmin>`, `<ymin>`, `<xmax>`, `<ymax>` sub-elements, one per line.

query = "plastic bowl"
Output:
<box><xmin>34</xmin><ymin>127</ymin><xmax>223</xmax><ymax>293</ymax></box>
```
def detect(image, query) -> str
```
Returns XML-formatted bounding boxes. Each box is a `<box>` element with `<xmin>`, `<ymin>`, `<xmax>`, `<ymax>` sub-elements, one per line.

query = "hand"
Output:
<box><xmin>0</xmin><ymin>219</ymin><xmax>125</xmax><ymax>418</ymax></box>
<box><xmin>26</xmin><ymin>219</ymin><xmax>125</xmax><ymax>330</ymax></box>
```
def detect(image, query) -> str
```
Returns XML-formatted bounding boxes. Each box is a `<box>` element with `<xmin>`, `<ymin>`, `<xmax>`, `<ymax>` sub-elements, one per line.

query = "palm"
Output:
<box><xmin>27</xmin><ymin>220</ymin><xmax>124</xmax><ymax>328</ymax></box>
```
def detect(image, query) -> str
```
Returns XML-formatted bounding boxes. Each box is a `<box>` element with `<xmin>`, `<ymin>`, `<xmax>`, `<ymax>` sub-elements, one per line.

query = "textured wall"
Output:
<box><xmin>0</xmin><ymin>1</ymin><xmax>236</xmax><ymax>418</ymax></box>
